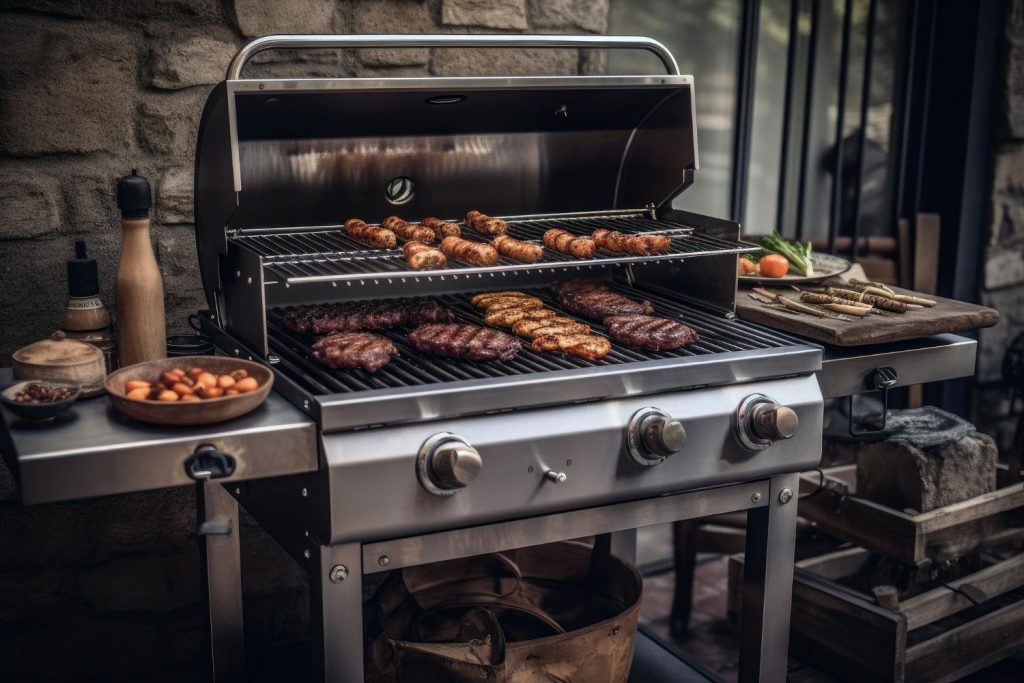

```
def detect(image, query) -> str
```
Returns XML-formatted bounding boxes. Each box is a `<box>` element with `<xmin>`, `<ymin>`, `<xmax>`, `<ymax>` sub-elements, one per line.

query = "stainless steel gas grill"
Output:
<box><xmin>192</xmin><ymin>34</ymin><xmax>824</xmax><ymax>682</ymax></box>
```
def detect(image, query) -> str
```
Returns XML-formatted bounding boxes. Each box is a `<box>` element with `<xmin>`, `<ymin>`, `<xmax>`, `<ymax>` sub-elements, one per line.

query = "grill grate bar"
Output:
<box><xmin>231</xmin><ymin>214</ymin><xmax>755</xmax><ymax>285</ymax></box>
<box><xmin>266</xmin><ymin>284</ymin><xmax>800</xmax><ymax>398</ymax></box>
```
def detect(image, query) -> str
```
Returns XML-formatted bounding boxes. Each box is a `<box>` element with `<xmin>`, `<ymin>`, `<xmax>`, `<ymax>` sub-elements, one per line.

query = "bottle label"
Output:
<box><xmin>67</xmin><ymin>297</ymin><xmax>104</xmax><ymax>310</ymax></box>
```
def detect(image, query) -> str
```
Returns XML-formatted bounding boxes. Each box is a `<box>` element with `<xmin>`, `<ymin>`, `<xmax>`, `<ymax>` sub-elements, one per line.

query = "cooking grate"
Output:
<box><xmin>266</xmin><ymin>285</ymin><xmax>801</xmax><ymax>397</ymax></box>
<box><xmin>229</xmin><ymin>212</ymin><xmax>755</xmax><ymax>285</ymax></box>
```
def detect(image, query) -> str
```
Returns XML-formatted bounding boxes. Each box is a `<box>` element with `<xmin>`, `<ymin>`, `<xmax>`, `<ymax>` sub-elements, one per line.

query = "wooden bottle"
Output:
<box><xmin>116</xmin><ymin>170</ymin><xmax>166</xmax><ymax>367</ymax></box>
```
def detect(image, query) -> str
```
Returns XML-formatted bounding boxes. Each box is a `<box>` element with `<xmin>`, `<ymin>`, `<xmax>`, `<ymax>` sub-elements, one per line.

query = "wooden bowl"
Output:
<box><xmin>1</xmin><ymin>381</ymin><xmax>80</xmax><ymax>422</ymax></box>
<box><xmin>105</xmin><ymin>356</ymin><xmax>274</xmax><ymax>426</ymax></box>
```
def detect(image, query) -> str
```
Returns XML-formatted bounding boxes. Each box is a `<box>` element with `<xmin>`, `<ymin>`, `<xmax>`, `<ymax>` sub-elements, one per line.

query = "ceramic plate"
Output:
<box><xmin>739</xmin><ymin>252</ymin><xmax>852</xmax><ymax>286</ymax></box>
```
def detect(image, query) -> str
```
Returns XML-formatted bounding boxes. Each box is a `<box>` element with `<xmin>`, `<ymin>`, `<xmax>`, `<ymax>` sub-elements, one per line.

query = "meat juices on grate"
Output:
<box><xmin>602</xmin><ymin>314</ymin><xmax>699</xmax><ymax>351</ymax></box>
<box><xmin>551</xmin><ymin>280</ymin><xmax>654</xmax><ymax>319</ymax></box>
<box><xmin>311</xmin><ymin>332</ymin><xmax>398</xmax><ymax>373</ymax></box>
<box><xmin>408</xmin><ymin>323</ymin><xmax>522</xmax><ymax>362</ymax></box>
<box><xmin>531</xmin><ymin>333</ymin><xmax>611</xmax><ymax>361</ymax></box>
<box><xmin>282</xmin><ymin>299</ymin><xmax>454</xmax><ymax>335</ymax></box>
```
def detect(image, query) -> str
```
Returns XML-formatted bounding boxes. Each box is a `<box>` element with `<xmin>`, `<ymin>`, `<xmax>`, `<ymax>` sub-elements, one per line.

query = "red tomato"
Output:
<box><xmin>758</xmin><ymin>254</ymin><xmax>790</xmax><ymax>278</ymax></box>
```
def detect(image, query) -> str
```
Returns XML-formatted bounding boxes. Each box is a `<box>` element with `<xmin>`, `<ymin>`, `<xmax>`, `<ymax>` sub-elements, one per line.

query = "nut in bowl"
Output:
<box><xmin>106</xmin><ymin>356</ymin><xmax>273</xmax><ymax>425</ymax></box>
<box><xmin>1</xmin><ymin>381</ymin><xmax>80</xmax><ymax>422</ymax></box>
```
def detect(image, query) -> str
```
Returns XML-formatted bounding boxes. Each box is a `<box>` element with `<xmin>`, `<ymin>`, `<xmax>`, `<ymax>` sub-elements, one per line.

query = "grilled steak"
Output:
<box><xmin>602</xmin><ymin>314</ymin><xmax>699</xmax><ymax>351</ymax></box>
<box><xmin>551</xmin><ymin>280</ymin><xmax>654</xmax><ymax>319</ymax></box>
<box><xmin>311</xmin><ymin>332</ymin><xmax>398</xmax><ymax>373</ymax></box>
<box><xmin>409</xmin><ymin>323</ymin><xmax>521</xmax><ymax>362</ymax></box>
<box><xmin>282</xmin><ymin>299</ymin><xmax>454</xmax><ymax>335</ymax></box>
<box><xmin>531</xmin><ymin>334</ymin><xmax>611</xmax><ymax>361</ymax></box>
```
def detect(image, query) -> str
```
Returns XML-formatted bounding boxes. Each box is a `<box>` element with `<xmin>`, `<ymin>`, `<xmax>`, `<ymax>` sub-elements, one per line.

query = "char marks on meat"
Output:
<box><xmin>531</xmin><ymin>334</ymin><xmax>611</xmax><ymax>361</ymax></box>
<box><xmin>602</xmin><ymin>314</ymin><xmax>699</xmax><ymax>351</ymax></box>
<box><xmin>550</xmin><ymin>280</ymin><xmax>654</xmax><ymax>319</ymax></box>
<box><xmin>311</xmin><ymin>332</ymin><xmax>398</xmax><ymax>373</ymax></box>
<box><xmin>282</xmin><ymin>298</ymin><xmax>454</xmax><ymax>335</ymax></box>
<box><xmin>408</xmin><ymin>323</ymin><xmax>521</xmax><ymax>362</ymax></box>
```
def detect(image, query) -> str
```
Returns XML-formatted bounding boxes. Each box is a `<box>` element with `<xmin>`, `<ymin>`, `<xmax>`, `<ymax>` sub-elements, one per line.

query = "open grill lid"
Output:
<box><xmin>194</xmin><ymin>35</ymin><xmax>699</xmax><ymax>315</ymax></box>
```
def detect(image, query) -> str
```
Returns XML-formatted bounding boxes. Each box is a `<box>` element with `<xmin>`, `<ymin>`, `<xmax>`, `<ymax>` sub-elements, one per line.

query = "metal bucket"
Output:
<box><xmin>366</xmin><ymin>540</ymin><xmax>643</xmax><ymax>683</ymax></box>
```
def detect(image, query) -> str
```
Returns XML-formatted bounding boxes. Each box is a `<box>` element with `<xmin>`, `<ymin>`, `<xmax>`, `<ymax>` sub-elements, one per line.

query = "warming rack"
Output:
<box><xmin>267</xmin><ymin>285</ymin><xmax>804</xmax><ymax>398</ymax></box>
<box><xmin>228</xmin><ymin>212</ymin><xmax>756</xmax><ymax>285</ymax></box>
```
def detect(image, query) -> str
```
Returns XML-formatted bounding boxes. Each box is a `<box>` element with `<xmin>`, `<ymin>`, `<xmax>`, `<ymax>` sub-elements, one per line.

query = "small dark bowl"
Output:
<box><xmin>1</xmin><ymin>381</ymin><xmax>81</xmax><ymax>422</ymax></box>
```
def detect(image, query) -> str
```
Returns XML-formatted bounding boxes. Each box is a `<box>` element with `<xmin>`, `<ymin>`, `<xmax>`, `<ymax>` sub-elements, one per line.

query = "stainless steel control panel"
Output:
<box><xmin>322</xmin><ymin>375</ymin><xmax>822</xmax><ymax>543</ymax></box>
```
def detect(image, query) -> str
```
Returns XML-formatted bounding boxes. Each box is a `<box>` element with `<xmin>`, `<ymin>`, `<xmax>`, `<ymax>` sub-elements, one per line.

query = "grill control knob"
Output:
<box><xmin>735</xmin><ymin>395</ymin><xmax>799</xmax><ymax>451</ymax></box>
<box><xmin>417</xmin><ymin>432</ymin><xmax>482</xmax><ymax>496</ymax></box>
<box><xmin>627</xmin><ymin>408</ymin><xmax>686</xmax><ymax>466</ymax></box>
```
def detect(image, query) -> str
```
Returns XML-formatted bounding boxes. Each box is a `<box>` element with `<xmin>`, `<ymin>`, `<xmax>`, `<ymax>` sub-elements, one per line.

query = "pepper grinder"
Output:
<box><xmin>116</xmin><ymin>170</ymin><xmax>166</xmax><ymax>366</ymax></box>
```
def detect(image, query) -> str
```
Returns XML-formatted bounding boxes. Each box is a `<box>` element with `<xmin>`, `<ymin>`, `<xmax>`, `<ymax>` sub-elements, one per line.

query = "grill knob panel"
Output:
<box><xmin>417</xmin><ymin>432</ymin><xmax>482</xmax><ymax>496</ymax></box>
<box><xmin>627</xmin><ymin>408</ymin><xmax>686</xmax><ymax>465</ymax></box>
<box><xmin>735</xmin><ymin>394</ymin><xmax>799</xmax><ymax>451</ymax></box>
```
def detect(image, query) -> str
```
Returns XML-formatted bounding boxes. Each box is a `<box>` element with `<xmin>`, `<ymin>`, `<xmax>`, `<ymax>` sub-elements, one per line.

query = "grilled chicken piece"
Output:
<box><xmin>483</xmin><ymin>307</ymin><xmax>557</xmax><ymax>328</ymax></box>
<box><xmin>409</xmin><ymin>323</ymin><xmax>521</xmax><ymax>361</ymax></box>
<box><xmin>471</xmin><ymin>291</ymin><xmax>532</xmax><ymax>308</ymax></box>
<box><xmin>512</xmin><ymin>316</ymin><xmax>590</xmax><ymax>339</ymax></box>
<box><xmin>440</xmin><ymin>236</ymin><xmax>500</xmax><ymax>266</ymax></box>
<box><xmin>421</xmin><ymin>216</ymin><xmax>462</xmax><ymax>239</ymax></box>
<box><xmin>382</xmin><ymin>216</ymin><xmax>437</xmax><ymax>244</ymax></box>
<box><xmin>551</xmin><ymin>279</ymin><xmax>654</xmax><ymax>319</ymax></box>
<box><xmin>311</xmin><ymin>332</ymin><xmax>398</xmax><ymax>373</ymax></box>
<box><xmin>282</xmin><ymin>299</ymin><xmax>453</xmax><ymax>335</ymax></box>
<box><xmin>477</xmin><ymin>296</ymin><xmax>544</xmax><ymax>313</ymax></box>
<box><xmin>592</xmin><ymin>229</ymin><xmax>671</xmax><ymax>255</ymax></box>
<box><xmin>344</xmin><ymin>218</ymin><xmax>397</xmax><ymax>249</ymax></box>
<box><xmin>465</xmin><ymin>210</ymin><xmax>509</xmax><ymax>236</ymax></box>
<box><xmin>402</xmin><ymin>241</ymin><xmax>447</xmax><ymax>270</ymax></box>
<box><xmin>492</xmin><ymin>235</ymin><xmax>544</xmax><ymax>263</ymax></box>
<box><xmin>531</xmin><ymin>334</ymin><xmax>611</xmax><ymax>361</ymax></box>
<box><xmin>543</xmin><ymin>229</ymin><xmax>596</xmax><ymax>258</ymax></box>
<box><xmin>603</xmin><ymin>314</ymin><xmax>699</xmax><ymax>351</ymax></box>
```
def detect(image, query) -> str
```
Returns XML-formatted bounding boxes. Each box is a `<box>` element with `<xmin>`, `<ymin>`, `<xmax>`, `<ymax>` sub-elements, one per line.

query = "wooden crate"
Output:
<box><xmin>727</xmin><ymin>548</ymin><xmax>1024</xmax><ymax>682</ymax></box>
<box><xmin>798</xmin><ymin>465</ymin><xmax>1024</xmax><ymax>566</ymax></box>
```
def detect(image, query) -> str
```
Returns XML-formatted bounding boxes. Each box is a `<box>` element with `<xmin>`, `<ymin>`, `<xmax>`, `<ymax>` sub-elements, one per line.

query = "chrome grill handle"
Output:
<box><xmin>226</xmin><ymin>34</ymin><xmax>680</xmax><ymax>80</ymax></box>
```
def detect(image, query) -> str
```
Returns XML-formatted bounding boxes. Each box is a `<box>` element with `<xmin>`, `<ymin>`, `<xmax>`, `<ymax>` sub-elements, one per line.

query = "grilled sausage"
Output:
<box><xmin>465</xmin><ymin>210</ymin><xmax>509</xmax><ymax>236</ymax></box>
<box><xmin>543</xmin><ymin>228</ymin><xmax>596</xmax><ymax>258</ymax></box>
<box><xmin>402</xmin><ymin>241</ymin><xmax>447</xmax><ymax>270</ymax></box>
<box><xmin>421</xmin><ymin>216</ymin><xmax>461</xmax><ymax>239</ymax></box>
<box><xmin>382</xmin><ymin>216</ymin><xmax>437</xmax><ymax>244</ymax></box>
<box><xmin>531</xmin><ymin>334</ymin><xmax>611</xmax><ymax>361</ymax></box>
<box><xmin>592</xmin><ymin>229</ymin><xmax>671</xmax><ymax>255</ymax></box>
<box><xmin>483</xmin><ymin>307</ymin><xmax>557</xmax><ymax>328</ymax></box>
<box><xmin>344</xmin><ymin>218</ymin><xmax>397</xmax><ymax>249</ymax></box>
<box><xmin>440</xmin><ymin>236</ymin><xmax>499</xmax><ymax>266</ymax></box>
<box><xmin>471</xmin><ymin>291</ymin><xmax>532</xmax><ymax>308</ymax></box>
<box><xmin>492</xmin><ymin>234</ymin><xmax>544</xmax><ymax>263</ymax></box>
<box><xmin>512</xmin><ymin>317</ymin><xmax>590</xmax><ymax>339</ymax></box>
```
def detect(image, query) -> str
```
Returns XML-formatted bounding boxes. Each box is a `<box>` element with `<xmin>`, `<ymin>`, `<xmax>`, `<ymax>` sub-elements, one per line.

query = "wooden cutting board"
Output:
<box><xmin>735</xmin><ymin>283</ymin><xmax>999</xmax><ymax>346</ymax></box>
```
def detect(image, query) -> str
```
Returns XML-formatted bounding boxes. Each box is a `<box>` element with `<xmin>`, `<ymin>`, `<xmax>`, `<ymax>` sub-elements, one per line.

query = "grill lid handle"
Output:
<box><xmin>226</xmin><ymin>34</ymin><xmax>680</xmax><ymax>80</ymax></box>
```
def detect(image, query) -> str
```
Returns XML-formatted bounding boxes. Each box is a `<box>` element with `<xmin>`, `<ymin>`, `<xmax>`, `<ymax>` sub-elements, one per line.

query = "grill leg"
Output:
<box><xmin>312</xmin><ymin>542</ymin><xmax>363</xmax><ymax>683</ymax></box>
<box><xmin>197</xmin><ymin>480</ymin><xmax>245</xmax><ymax>682</ymax></box>
<box><xmin>738</xmin><ymin>472</ymin><xmax>799</xmax><ymax>683</ymax></box>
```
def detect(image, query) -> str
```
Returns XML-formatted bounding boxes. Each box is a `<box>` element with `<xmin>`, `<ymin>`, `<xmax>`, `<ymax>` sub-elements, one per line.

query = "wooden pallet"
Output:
<box><xmin>727</xmin><ymin>547</ymin><xmax>1024</xmax><ymax>682</ymax></box>
<box><xmin>798</xmin><ymin>465</ymin><xmax>1024</xmax><ymax>566</ymax></box>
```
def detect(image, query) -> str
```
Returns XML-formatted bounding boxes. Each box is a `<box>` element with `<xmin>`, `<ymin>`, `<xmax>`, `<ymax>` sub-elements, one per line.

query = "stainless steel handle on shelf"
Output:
<box><xmin>226</xmin><ymin>34</ymin><xmax>680</xmax><ymax>80</ymax></box>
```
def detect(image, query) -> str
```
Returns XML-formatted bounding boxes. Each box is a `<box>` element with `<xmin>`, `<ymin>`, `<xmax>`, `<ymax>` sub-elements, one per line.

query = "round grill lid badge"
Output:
<box><xmin>386</xmin><ymin>177</ymin><xmax>415</xmax><ymax>205</ymax></box>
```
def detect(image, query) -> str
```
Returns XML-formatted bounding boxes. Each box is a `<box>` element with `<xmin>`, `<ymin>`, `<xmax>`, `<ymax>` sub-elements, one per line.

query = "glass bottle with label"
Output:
<box><xmin>61</xmin><ymin>239</ymin><xmax>117</xmax><ymax>372</ymax></box>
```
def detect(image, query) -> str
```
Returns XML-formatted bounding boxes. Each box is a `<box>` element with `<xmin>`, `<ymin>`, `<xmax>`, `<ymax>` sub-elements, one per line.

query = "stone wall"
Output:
<box><xmin>0</xmin><ymin>1</ymin><xmax>607</xmax><ymax>679</ymax></box>
<box><xmin>976</xmin><ymin>0</ymin><xmax>1024</xmax><ymax>453</ymax></box>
